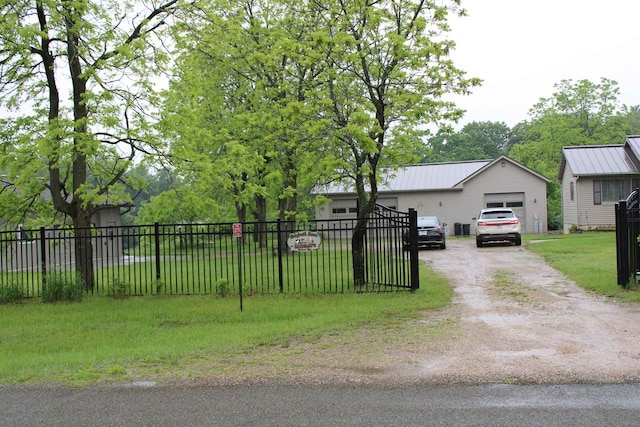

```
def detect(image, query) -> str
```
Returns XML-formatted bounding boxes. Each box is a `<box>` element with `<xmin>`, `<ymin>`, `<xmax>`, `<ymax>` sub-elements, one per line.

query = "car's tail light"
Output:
<box><xmin>478</xmin><ymin>219</ymin><xmax>519</xmax><ymax>226</ymax></box>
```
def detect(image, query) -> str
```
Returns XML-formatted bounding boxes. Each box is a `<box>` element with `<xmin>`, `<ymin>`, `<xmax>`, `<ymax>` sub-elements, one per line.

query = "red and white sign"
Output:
<box><xmin>232</xmin><ymin>223</ymin><xmax>242</xmax><ymax>237</ymax></box>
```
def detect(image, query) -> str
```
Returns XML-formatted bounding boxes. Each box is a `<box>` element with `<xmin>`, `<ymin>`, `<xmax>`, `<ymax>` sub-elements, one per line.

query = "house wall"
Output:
<box><xmin>394</xmin><ymin>190</ymin><xmax>470</xmax><ymax>235</ymax></box>
<box><xmin>560</xmin><ymin>163</ymin><xmax>579</xmax><ymax>233</ymax></box>
<box><xmin>574</xmin><ymin>177</ymin><xmax>616</xmax><ymax>231</ymax></box>
<box><xmin>91</xmin><ymin>207</ymin><xmax>121</xmax><ymax>228</ymax></box>
<box><xmin>461</xmin><ymin>161</ymin><xmax>547</xmax><ymax>234</ymax></box>
<box><xmin>316</xmin><ymin>160</ymin><xmax>548</xmax><ymax>236</ymax></box>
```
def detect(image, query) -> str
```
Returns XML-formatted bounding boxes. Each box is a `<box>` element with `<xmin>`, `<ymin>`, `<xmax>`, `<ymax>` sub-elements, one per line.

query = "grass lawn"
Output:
<box><xmin>525</xmin><ymin>232</ymin><xmax>640</xmax><ymax>302</ymax></box>
<box><xmin>2</xmin><ymin>232</ymin><xmax>637</xmax><ymax>386</ymax></box>
<box><xmin>0</xmin><ymin>262</ymin><xmax>452</xmax><ymax>386</ymax></box>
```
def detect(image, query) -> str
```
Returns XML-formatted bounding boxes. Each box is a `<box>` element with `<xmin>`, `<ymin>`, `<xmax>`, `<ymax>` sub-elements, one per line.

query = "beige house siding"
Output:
<box><xmin>560</xmin><ymin>163</ymin><xmax>578</xmax><ymax>233</ymax></box>
<box><xmin>575</xmin><ymin>177</ymin><xmax>616</xmax><ymax>230</ymax></box>
<box><xmin>462</xmin><ymin>161</ymin><xmax>547</xmax><ymax>234</ymax></box>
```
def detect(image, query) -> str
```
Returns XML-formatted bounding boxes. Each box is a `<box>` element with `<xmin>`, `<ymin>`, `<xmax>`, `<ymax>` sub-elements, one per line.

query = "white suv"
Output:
<box><xmin>475</xmin><ymin>208</ymin><xmax>522</xmax><ymax>247</ymax></box>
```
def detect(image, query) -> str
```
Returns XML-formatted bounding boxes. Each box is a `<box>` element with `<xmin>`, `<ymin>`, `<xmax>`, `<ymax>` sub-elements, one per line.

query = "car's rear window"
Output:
<box><xmin>417</xmin><ymin>218</ymin><xmax>438</xmax><ymax>226</ymax></box>
<box><xmin>480</xmin><ymin>211</ymin><xmax>515</xmax><ymax>220</ymax></box>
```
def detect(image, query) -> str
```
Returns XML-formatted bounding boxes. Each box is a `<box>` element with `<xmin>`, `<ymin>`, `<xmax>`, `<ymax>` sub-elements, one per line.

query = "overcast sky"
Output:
<box><xmin>447</xmin><ymin>0</ymin><xmax>640</xmax><ymax>129</ymax></box>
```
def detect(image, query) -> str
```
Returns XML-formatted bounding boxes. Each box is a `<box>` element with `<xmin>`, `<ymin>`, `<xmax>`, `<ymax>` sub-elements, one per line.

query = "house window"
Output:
<box><xmin>602</xmin><ymin>179</ymin><xmax>635</xmax><ymax>202</ymax></box>
<box><xmin>486</xmin><ymin>202</ymin><xmax>503</xmax><ymax>208</ymax></box>
<box><xmin>570</xmin><ymin>182</ymin><xmax>575</xmax><ymax>201</ymax></box>
<box><xmin>332</xmin><ymin>207</ymin><xmax>357</xmax><ymax>214</ymax></box>
<box><xmin>594</xmin><ymin>178</ymin><xmax>640</xmax><ymax>204</ymax></box>
<box><xmin>506</xmin><ymin>202</ymin><xmax>523</xmax><ymax>208</ymax></box>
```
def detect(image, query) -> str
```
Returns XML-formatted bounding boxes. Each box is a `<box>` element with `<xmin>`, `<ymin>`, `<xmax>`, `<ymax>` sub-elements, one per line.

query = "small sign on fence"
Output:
<box><xmin>287</xmin><ymin>230</ymin><xmax>322</xmax><ymax>252</ymax></box>
<box><xmin>232</xmin><ymin>223</ymin><xmax>242</xmax><ymax>237</ymax></box>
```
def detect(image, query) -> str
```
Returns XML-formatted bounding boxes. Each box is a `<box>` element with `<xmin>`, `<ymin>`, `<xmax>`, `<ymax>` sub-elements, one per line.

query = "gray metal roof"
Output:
<box><xmin>625</xmin><ymin>135</ymin><xmax>640</xmax><ymax>159</ymax></box>
<box><xmin>316</xmin><ymin>160</ymin><xmax>491</xmax><ymax>194</ymax></box>
<box><xmin>561</xmin><ymin>144</ymin><xmax>640</xmax><ymax>176</ymax></box>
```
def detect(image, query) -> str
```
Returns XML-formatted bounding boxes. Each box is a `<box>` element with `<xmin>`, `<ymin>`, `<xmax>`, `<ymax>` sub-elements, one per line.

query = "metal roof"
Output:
<box><xmin>625</xmin><ymin>135</ymin><xmax>640</xmax><ymax>158</ymax></box>
<box><xmin>316</xmin><ymin>160</ymin><xmax>491</xmax><ymax>194</ymax></box>
<box><xmin>561</xmin><ymin>144</ymin><xmax>640</xmax><ymax>176</ymax></box>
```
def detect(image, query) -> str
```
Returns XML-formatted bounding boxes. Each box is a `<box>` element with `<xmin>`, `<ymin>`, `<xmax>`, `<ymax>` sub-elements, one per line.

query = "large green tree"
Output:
<box><xmin>510</xmin><ymin>78</ymin><xmax>628</xmax><ymax>177</ymax></box>
<box><xmin>0</xmin><ymin>0</ymin><xmax>185</xmax><ymax>289</ymax></box>
<box><xmin>163</xmin><ymin>0</ymin><xmax>331</xmax><ymax>248</ymax></box>
<box><xmin>314</xmin><ymin>0</ymin><xmax>480</xmax><ymax>284</ymax></box>
<box><xmin>509</xmin><ymin>78</ymin><xmax>629</xmax><ymax>229</ymax></box>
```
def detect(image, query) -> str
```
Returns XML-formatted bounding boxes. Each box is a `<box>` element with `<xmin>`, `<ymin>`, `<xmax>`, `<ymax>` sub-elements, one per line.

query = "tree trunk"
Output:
<box><xmin>235</xmin><ymin>199</ymin><xmax>247</xmax><ymax>244</ymax></box>
<box><xmin>351</xmin><ymin>218</ymin><xmax>368</xmax><ymax>287</ymax></box>
<box><xmin>72</xmin><ymin>210</ymin><xmax>94</xmax><ymax>290</ymax></box>
<box><xmin>351</xmin><ymin>166</ymin><xmax>378</xmax><ymax>288</ymax></box>
<box><xmin>277</xmin><ymin>154</ymin><xmax>298</xmax><ymax>253</ymax></box>
<box><xmin>254</xmin><ymin>193</ymin><xmax>268</xmax><ymax>248</ymax></box>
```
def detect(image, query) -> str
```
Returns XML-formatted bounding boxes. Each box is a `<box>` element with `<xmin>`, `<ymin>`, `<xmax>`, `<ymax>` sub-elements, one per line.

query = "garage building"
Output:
<box><xmin>315</xmin><ymin>156</ymin><xmax>550</xmax><ymax>236</ymax></box>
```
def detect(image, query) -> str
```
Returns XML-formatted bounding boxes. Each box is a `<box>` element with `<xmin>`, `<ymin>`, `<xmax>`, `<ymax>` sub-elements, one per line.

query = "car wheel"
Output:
<box><xmin>476</xmin><ymin>237</ymin><xmax>482</xmax><ymax>248</ymax></box>
<box><xmin>515</xmin><ymin>236</ymin><xmax>522</xmax><ymax>246</ymax></box>
<box><xmin>440</xmin><ymin>242</ymin><xmax>446</xmax><ymax>250</ymax></box>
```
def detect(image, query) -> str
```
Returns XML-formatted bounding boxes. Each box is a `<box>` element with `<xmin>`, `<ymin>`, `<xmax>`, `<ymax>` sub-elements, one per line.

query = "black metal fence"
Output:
<box><xmin>615</xmin><ymin>189</ymin><xmax>640</xmax><ymax>287</ymax></box>
<box><xmin>0</xmin><ymin>206</ymin><xmax>419</xmax><ymax>297</ymax></box>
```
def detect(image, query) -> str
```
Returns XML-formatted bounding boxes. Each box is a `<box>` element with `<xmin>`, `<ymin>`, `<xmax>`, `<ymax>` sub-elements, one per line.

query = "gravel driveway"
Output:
<box><xmin>409</xmin><ymin>238</ymin><xmax>640</xmax><ymax>384</ymax></box>
<box><xmin>212</xmin><ymin>238</ymin><xmax>640</xmax><ymax>386</ymax></box>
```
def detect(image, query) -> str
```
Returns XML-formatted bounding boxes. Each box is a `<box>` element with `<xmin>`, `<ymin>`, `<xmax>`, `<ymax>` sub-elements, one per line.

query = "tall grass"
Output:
<box><xmin>525</xmin><ymin>232</ymin><xmax>640</xmax><ymax>301</ymax></box>
<box><xmin>0</xmin><ymin>261</ymin><xmax>451</xmax><ymax>385</ymax></box>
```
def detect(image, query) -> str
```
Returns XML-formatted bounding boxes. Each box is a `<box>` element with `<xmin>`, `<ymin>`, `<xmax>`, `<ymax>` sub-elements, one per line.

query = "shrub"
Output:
<box><xmin>216</xmin><ymin>280</ymin><xmax>230</xmax><ymax>297</ymax></box>
<box><xmin>41</xmin><ymin>273</ymin><xmax>84</xmax><ymax>303</ymax></box>
<box><xmin>108</xmin><ymin>277</ymin><xmax>131</xmax><ymax>299</ymax></box>
<box><xmin>0</xmin><ymin>283</ymin><xmax>24</xmax><ymax>304</ymax></box>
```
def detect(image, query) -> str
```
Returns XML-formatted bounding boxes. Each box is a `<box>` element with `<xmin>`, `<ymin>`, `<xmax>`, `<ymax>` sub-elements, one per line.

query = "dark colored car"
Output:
<box><xmin>403</xmin><ymin>216</ymin><xmax>446</xmax><ymax>250</ymax></box>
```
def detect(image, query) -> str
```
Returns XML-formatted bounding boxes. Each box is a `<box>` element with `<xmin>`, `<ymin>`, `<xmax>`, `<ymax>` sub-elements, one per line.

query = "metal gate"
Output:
<box><xmin>615</xmin><ymin>188</ymin><xmax>640</xmax><ymax>287</ymax></box>
<box><xmin>366</xmin><ymin>204</ymin><xmax>419</xmax><ymax>291</ymax></box>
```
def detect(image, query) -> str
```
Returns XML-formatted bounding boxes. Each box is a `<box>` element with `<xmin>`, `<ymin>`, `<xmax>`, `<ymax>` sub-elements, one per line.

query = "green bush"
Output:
<box><xmin>216</xmin><ymin>280</ymin><xmax>230</xmax><ymax>297</ymax></box>
<box><xmin>0</xmin><ymin>284</ymin><xmax>24</xmax><ymax>304</ymax></box>
<box><xmin>41</xmin><ymin>273</ymin><xmax>84</xmax><ymax>303</ymax></box>
<box><xmin>108</xmin><ymin>277</ymin><xmax>131</xmax><ymax>299</ymax></box>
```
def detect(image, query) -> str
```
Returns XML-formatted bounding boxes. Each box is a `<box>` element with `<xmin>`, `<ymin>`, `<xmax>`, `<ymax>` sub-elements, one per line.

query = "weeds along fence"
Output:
<box><xmin>0</xmin><ymin>208</ymin><xmax>418</xmax><ymax>297</ymax></box>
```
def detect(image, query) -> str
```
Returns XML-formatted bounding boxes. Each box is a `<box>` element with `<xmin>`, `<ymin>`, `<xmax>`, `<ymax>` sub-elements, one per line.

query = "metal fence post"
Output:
<box><xmin>154</xmin><ymin>222</ymin><xmax>161</xmax><ymax>284</ymax></box>
<box><xmin>616</xmin><ymin>200</ymin><xmax>629</xmax><ymax>286</ymax></box>
<box><xmin>277</xmin><ymin>219</ymin><xmax>284</xmax><ymax>293</ymax></box>
<box><xmin>408</xmin><ymin>208</ymin><xmax>419</xmax><ymax>291</ymax></box>
<box><xmin>39</xmin><ymin>226</ymin><xmax>47</xmax><ymax>288</ymax></box>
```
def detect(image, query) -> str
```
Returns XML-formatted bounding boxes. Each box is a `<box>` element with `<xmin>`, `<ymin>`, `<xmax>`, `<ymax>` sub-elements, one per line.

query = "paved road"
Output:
<box><xmin>2</xmin><ymin>382</ymin><xmax>640</xmax><ymax>426</ymax></box>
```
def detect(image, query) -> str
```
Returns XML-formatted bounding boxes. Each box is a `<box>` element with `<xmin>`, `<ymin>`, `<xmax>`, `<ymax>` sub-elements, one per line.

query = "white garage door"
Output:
<box><xmin>484</xmin><ymin>193</ymin><xmax>526</xmax><ymax>232</ymax></box>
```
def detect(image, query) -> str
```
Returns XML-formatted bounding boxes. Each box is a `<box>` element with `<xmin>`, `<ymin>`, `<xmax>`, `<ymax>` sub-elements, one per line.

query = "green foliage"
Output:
<box><xmin>509</xmin><ymin>78</ymin><xmax>628</xmax><ymax>176</ymax></box>
<box><xmin>41</xmin><ymin>273</ymin><xmax>84</xmax><ymax>304</ymax></box>
<box><xmin>162</xmin><ymin>0</ymin><xmax>480</xmax><ymax>230</ymax></box>
<box><xmin>136</xmin><ymin>188</ymin><xmax>221</xmax><ymax>225</ymax></box>
<box><xmin>0</xmin><ymin>283</ymin><xmax>24</xmax><ymax>304</ymax></box>
<box><xmin>108</xmin><ymin>277</ymin><xmax>131</xmax><ymax>299</ymax></box>
<box><xmin>424</xmin><ymin>121</ymin><xmax>515</xmax><ymax>162</ymax></box>
<box><xmin>215</xmin><ymin>280</ymin><xmax>231</xmax><ymax>297</ymax></box>
<box><xmin>508</xmin><ymin>78</ymin><xmax>633</xmax><ymax>229</ymax></box>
